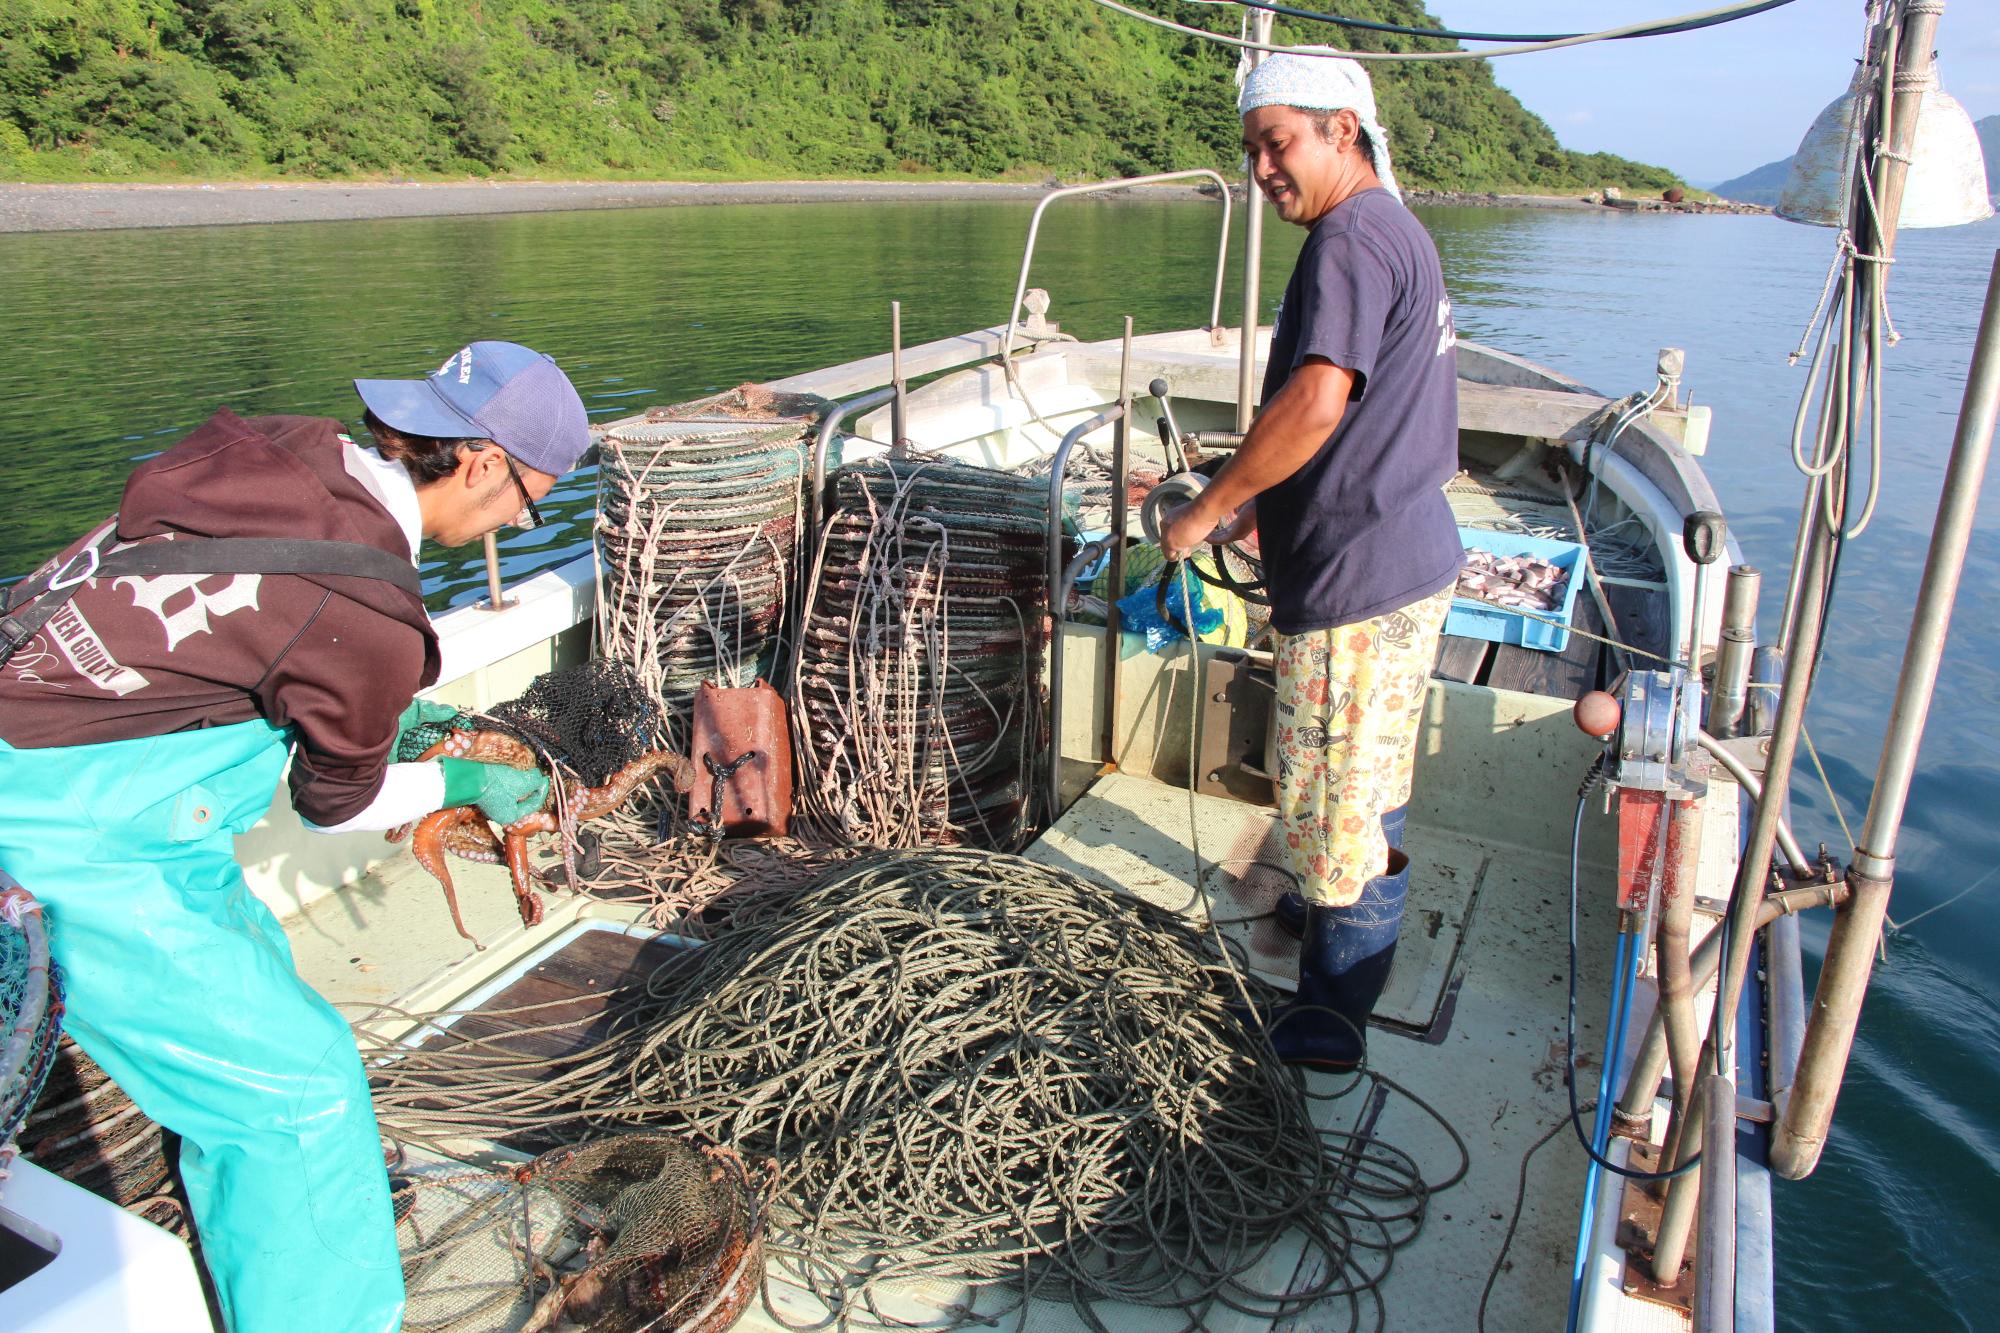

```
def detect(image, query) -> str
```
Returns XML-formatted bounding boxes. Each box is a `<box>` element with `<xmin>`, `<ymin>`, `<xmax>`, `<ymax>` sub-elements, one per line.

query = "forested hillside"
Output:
<box><xmin>0</xmin><ymin>0</ymin><xmax>1679</xmax><ymax>192</ymax></box>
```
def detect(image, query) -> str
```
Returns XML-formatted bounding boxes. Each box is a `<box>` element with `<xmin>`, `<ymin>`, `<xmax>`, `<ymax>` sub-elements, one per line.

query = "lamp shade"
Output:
<box><xmin>1778</xmin><ymin>78</ymin><xmax>1993</xmax><ymax>229</ymax></box>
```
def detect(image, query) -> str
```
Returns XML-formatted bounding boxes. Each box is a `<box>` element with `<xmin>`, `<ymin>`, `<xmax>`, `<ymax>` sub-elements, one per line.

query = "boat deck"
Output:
<box><xmin>1026</xmin><ymin>771</ymin><xmax>1617</xmax><ymax>1331</ymax></box>
<box><xmin>274</xmin><ymin>660</ymin><xmax>1659</xmax><ymax>1332</ymax></box>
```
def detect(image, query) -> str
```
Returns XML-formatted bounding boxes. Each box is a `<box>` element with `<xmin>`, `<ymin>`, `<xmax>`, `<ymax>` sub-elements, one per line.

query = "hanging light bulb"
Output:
<box><xmin>1778</xmin><ymin>61</ymin><xmax>1993</xmax><ymax>229</ymax></box>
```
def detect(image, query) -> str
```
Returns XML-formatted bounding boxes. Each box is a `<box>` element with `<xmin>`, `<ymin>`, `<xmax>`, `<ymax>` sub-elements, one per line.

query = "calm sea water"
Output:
<box><xmin>1</xmin><ymin>199</ymin><xmax>1995</xmax><ymax>1328</ymax></box>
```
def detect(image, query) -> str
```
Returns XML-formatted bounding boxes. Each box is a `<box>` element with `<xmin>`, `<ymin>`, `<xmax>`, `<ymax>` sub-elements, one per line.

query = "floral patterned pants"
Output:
<box><xmin>1272</xmin><ymin>587</ymin><xmax>1452</xmax><ymax>906</ymax></box>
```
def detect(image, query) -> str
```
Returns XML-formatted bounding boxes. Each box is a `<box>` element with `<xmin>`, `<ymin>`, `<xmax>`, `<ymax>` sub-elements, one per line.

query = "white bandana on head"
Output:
<box><xmin>1238</xmin><ymin>46</ymin><xmax>1400</xmax><ymax>201</ymax></box>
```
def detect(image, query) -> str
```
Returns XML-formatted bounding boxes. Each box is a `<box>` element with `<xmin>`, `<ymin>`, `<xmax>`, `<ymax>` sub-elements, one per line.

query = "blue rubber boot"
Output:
<box><xmin>1263</xmin><ymin>845</ymin><xmax>1410</xmax><ymax>1071</ymax></box>
<box><xmin>1273</xmin><ymin>804</ymin><xmax>1408</xmax><ymax>938</ymax></box>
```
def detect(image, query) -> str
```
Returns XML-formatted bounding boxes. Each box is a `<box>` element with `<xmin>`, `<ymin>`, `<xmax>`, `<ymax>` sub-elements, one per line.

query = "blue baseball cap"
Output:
<box><xmin>354</xmin><ymin>341</ymin><xmax>590</xmax><ymax>477</ymax></box>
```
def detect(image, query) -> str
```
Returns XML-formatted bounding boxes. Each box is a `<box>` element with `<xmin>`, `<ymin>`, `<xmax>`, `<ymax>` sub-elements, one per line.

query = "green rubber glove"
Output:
<box><xmin>439</xmin><ymin>758</ymin><xmax>550</xmax><ymax>825</ymax></box>
<box><xmin>396</xmin><ymin>698</ymin><xmax>463</xmax><ymax>739</ymax></box>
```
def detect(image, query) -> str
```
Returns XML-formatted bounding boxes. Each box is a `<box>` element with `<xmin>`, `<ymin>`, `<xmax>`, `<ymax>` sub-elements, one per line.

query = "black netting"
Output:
<box><xmin>479</xmin><ymin>662</ymin><xmax>663</xmax><ymax>788</ymax></box>
<box><xmin>396</xmin><ymin>719</ymin><xmax>470</xmax><ymax>763</ymax></box>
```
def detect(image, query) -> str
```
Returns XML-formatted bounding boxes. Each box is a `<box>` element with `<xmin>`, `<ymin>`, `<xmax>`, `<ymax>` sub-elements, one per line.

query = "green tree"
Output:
<box><xmin>0</xmin><ymin>0</ymin><xmax>1682</xmax><ymax>192</ymax></box>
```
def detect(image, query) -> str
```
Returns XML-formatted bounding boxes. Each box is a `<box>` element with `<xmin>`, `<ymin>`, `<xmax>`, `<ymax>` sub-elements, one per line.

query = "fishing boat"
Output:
<box><xmin>1</xmin><ymin>2</ymin><xmax>1993</xmax><ymax>1331</ymax></box>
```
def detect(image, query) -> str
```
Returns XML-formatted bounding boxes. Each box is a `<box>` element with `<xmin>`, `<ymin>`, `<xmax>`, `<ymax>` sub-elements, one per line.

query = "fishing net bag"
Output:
<box><xmin>396</xmin><ymin>661</ymin><xmax>665</xmax><ymax>790</ymax></box>
<box><xmin>397</xmin><ymin>1130</ymin><xmax>775</xmax><ymax>1333</ymax></box>
<box><xmin>0</xmin><ymin>876</ymin><xmax>63</xmax><ymax>1165</ymax></box>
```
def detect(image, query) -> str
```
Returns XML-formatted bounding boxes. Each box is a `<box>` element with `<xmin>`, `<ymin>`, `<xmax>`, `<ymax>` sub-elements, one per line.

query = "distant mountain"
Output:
<box><xmin>1716</xmin><ymin>113</ymin><xmax>1999</xmax><ymax>206</ymax></box>
<box><xmin>1712</xmin><ymin>157</ymin><xmax>1795</xmax><ymax>206</ymax></box>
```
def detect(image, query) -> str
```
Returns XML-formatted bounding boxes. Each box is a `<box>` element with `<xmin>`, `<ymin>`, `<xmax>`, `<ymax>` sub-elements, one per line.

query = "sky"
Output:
<box><xmin>1424</xmin><ymin>1</ymin><xmax>2000</xmax><ymax>184</ymax></box>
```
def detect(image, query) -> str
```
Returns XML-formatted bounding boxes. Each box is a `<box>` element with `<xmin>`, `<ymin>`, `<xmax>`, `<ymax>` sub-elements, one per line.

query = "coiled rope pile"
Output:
<box><xmin>791</xmin><ymin>459</ymin><xmax>1049</xmax><ymax>850</ymax></box>
<box><xmin>361</xmin><ymin>849</ymin><xmax>1464</xmax><ymax>1331</ymax></box>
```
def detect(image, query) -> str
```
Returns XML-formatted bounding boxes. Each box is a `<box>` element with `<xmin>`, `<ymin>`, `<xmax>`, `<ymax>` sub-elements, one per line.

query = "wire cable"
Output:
<box><xmin>1085</xmin><ymin>0</ymin><xmax>1802</xmax><ymax>62</ymax></box>
<box><xmin>1230</xmin><ymin>0</ymin><xmax>1798</xmax><ymax>45</ymax></box>
<box><xmin>1481</xmin><ymin>1100</ymin><xmax>1596</xmax><ymax>1333</ymax></box>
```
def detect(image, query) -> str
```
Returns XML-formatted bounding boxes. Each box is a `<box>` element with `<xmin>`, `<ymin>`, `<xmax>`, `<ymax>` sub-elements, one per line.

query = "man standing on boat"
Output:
<box><xmin>0</xmin><ymin>342</ymin><xmax>591</xmax><ymax>1331</ymax></box>
<box><xmin>1161</xmin><ymin>50</ymin><xmax>1462</xmax><ymax>1071</ymax></box>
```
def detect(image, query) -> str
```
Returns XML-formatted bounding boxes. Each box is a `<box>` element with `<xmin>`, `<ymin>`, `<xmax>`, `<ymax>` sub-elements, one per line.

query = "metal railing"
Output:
<box><xmin>1002</xmin><ymin>170</ymin><xmax>1233</xmax><ymax>360</ymax></box>
<box><xmin>809</xmin><ymin>387</ymin><xmax>899</xmax><ymax>563</ymax></box>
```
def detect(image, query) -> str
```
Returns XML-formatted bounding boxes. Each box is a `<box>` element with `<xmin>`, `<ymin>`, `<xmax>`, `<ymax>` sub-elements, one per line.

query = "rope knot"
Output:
<box><xmin>0</xmin><ymin>889</ymin><xmax>41</xmax><ymax>929</ymax></box>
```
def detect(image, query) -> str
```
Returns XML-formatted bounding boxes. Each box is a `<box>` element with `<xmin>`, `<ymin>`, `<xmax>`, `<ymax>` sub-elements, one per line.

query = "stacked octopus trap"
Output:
<box><xmin>791</xmin><ymin>456</ymin><xmax>1050</xmax><ymax>850</ymax></box>
<box><xmin>595</xmin><ymin>390</ymin><xmax>821</xmax><ymax>731</ymax></box>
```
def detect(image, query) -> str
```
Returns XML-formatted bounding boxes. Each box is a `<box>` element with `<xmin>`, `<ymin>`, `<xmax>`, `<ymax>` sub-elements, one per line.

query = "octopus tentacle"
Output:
<box><xmin>410</xmin><ymin>807</ymin><xmax>487</xmax><ymax>950</ymax></box>
<box><xmin>500</xmin><ymin>812</ymin><xmax>558</xmax><ymax>927</ymax></box>
<box><xmin>391</xmin><ymin>730</ymin><xmax>694</xmax><ymax>938</ymax></box>
<box><xmin>568</xmin><ymin>749</ymin><xmax>698</xmax><ymax>822</ymax></box>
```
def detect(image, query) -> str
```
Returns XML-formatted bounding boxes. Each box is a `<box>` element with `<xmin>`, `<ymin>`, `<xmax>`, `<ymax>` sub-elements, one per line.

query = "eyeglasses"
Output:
<box><xmin>501</xmin><ymin>452</ymin><xmax>545</xmax><ymax>531</ymax></box>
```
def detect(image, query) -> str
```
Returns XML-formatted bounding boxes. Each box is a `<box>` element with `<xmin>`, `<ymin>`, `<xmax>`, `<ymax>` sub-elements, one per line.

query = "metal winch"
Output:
<box><xmin>1134</xmin><ymin>378</ymin><xmax>1268</xmax><ymax>614</ymax></box>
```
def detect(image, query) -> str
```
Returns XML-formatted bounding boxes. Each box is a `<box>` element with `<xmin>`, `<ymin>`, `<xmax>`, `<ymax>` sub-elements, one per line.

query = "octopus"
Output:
<box><xmin>519</xmin><ymin>1137</ymin><xmax>776</xmax><ymax>1333</ymax></box>
<box><xmin>387</xmin><ymin>729</ymin><xmax>695</xmax><ymax>949</ymax></box>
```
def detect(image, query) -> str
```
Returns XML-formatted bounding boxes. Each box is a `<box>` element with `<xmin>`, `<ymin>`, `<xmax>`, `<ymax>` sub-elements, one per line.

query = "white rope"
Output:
<box><xmin>1787</xmin><ymin>2</ymin><xmax>1882</xmax><ymax>364</ymax></box>
<box><xmin>1888</xmin><ymin>863</ymin><xmax>2000</xmax><ymax>936</ymax></box>
<box><xmin>0</xmin><ymin>891</ymin><xmax>39</xmax><ymax>930</ymax></box>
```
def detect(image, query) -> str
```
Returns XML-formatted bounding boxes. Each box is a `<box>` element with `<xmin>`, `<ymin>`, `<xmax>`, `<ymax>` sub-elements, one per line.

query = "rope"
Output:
<box><xmin>1479</xmin><ymin>601</ymin><xmax>1672</xmax><ymax>666</ymax></box>
<box><xmin>361</xmin><ymin>850</ymin><xmax>1468</xmax><ymax>1331</ymax></box>
<box><xmin>1888</xmin><ymin>863</ymin><xmax>2000</xmax><ymax>936</ymax></box>
<box><xmin>1799</xmin><ymin>721</ymin><xmax>1858</xmax><ymax>855</ymax></box>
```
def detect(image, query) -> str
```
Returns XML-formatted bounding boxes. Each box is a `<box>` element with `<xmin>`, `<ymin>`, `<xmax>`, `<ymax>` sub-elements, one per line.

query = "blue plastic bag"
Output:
<box><xmin>1117</xmin><ymin>563</ymin><xmax>1223</xmax><ymax>652</ymax></box>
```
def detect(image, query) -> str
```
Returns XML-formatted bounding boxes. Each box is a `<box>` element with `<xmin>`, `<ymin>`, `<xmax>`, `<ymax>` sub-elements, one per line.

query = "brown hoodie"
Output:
<box><xmin>0</xmin><ymin>409</ymin><xmax>441</xmax><ymax>826</ymax></box>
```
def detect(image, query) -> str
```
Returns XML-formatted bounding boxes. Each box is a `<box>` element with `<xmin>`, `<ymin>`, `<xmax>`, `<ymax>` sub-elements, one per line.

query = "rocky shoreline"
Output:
<box><xmin>1406</xmin><ymin>186</ymin><xmax>1769</xmax><ymax>216</ymax></box>
<box><xmin>0</xmin><ymin>177</ymin><xmax>1767</xmax><ymax>234</ymax></box>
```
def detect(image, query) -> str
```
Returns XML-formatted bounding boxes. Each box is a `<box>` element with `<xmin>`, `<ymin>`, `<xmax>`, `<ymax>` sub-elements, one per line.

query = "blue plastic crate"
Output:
<box><xmin>1444</xmin><ymin>527</ymin><xmax>1585</xmax><ymax>654</ymax></box>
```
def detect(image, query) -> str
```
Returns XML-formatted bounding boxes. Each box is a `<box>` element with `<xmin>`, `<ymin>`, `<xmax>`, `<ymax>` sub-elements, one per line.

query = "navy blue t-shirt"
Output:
<box><xmin>1256</xmin><ymin>188</ymin><xmax>1463</xmax><ymax>634</ymax></box>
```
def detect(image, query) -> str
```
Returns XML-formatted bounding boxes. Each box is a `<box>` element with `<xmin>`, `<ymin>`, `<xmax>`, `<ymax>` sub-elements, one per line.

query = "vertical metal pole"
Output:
<box><xmin>1690</xmin><ymin>482</ymin><xmax>1831</xmax><ymax>1183</ymax></box>
<box><xmin>1235</xmin><ymin>9</ymin><xmax>1275</xmax><ymax>433</ymax></box>
<box><xmin>1105</xmin><ymin>317</ymin><xmax>1134</xmax><ymax>768</ymax></box>
<box><xmin>1772</xmin><ymin>250</ymin><xmax>2000</xmax><ymax>1179</ymax></box>
<box><xmin>1652</xmin><ymin>799</ymin><xmax>1705</xmax><ymax>1167</ymax></box>
<box><xmin>1692</xmin><ymin>1073</ymin><xmax>1738</xmax><ymax>1333</ymax></box>
<box><xmin>1651</xmin><ymin>1082</ymin><xmax>1704</xmax><ymax>1284</ymax></box>
<box><xmin>1870</xmin><ymin>3</ymin><xmax>1944</xmax><ymax>247</ymax></box>
<box><xmin>890</xmin><ymin>300</ymin><xmax>908</xmax><ymax>456</ymax></box>
<box><xmin>1699</xmin><ymin>0</ymin><xmax>1939</xmax><ymax>1179</ymax></box>
<box><xmin>1765</xmin><ymin>910</ymin><xmax>1807</xmax><ymax>1120</ymax></box>
<box><xmin>1708</xmin><ymin>566</ymin><xmax>1761</xmax><ymax>737</ymax></box>
<box><xmin>481</xmin><ymin>532</ymin><xmax>506</xmax><ymax>611</ymax></box>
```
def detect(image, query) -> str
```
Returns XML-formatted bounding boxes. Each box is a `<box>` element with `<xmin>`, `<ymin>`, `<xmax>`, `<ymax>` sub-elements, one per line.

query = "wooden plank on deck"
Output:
<box><xmin>1485</xmin><ymin>591</ymin><xmax>1606</xmax><ymax>699</ymax></box>
<box><xmin>1601</xmin><ymin>581</ymin><xmax>1673</xmax><ymax>667</ymax></box>
<box><xmin>1433</xmin><ymin>633</ymin><xmax>1491</xmax><ymax>685</ymax></box>
<box><xmin>1457</xmin><ymin>379</ymin><xmax>1615</xmax><ymax>444</ymax></box>
<box><xmin>409</xmin><ymin>929</ymin><xmax>672</xmax><ymax>1062</ymax></box>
